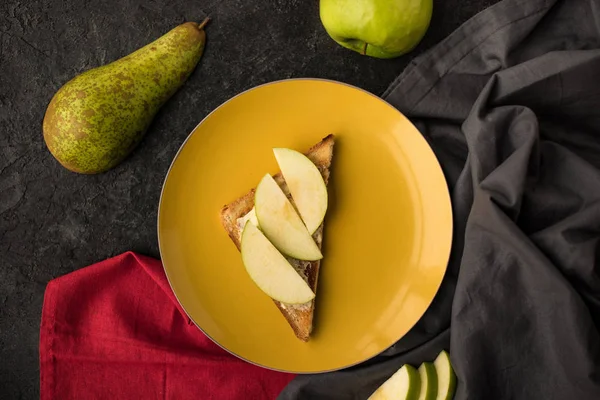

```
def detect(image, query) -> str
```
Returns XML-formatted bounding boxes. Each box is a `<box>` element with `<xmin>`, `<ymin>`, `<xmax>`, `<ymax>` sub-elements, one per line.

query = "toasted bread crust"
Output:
<box><xmin>220</xmin><ymin>134</ymin><xmax>335</xmax><ymax>341</ymax></box>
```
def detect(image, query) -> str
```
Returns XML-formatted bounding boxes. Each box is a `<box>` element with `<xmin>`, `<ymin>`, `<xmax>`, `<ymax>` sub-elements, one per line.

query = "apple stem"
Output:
<box><xmin>361</xmin><ymin>42</ymin><xmax>367</xmax><ymax>56</ymax></box>
<box><xmin>198</xmin><ymin>17</ymin><xmax>210</xmax><ymax>30</ymax></box>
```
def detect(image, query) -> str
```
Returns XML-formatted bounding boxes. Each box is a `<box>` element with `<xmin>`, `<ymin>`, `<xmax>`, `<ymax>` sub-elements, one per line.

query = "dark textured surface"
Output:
<box><xmin>0</xmin><ymin>0</ymin><xmax>498</xmax><ymax>398</ymax></box>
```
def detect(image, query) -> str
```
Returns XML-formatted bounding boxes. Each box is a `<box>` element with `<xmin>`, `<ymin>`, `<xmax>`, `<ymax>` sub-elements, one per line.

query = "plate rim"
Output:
<box><xmin>157</xmin><ymin>77</ymin><xmax>453</xmax><ymax>374</ymax></box>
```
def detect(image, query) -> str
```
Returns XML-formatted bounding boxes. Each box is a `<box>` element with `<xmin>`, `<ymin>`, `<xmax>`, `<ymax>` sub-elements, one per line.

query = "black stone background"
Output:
<box><xmin>0</xmin><ymin>0</ymin><xmax>499</xmax><ymax>397</ymax></box>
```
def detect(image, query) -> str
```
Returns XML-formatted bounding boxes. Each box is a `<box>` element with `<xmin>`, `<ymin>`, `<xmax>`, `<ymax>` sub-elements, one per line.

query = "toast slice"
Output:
<box><xmin>220</xmin><ymin>134</ymin><xmax>335</xmax><ymax>341</ymax></box>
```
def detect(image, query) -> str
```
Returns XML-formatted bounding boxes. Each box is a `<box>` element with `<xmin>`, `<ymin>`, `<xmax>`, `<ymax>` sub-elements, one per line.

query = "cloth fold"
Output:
<box><xmin>280</xmin><ymin>0</ymin><xmax>600</xmax><ymax>398</ymax></box>
<box><xmin>40</xmin><ymin>251</ymin><xmax>294</xmax><ymax>400</ymax></box>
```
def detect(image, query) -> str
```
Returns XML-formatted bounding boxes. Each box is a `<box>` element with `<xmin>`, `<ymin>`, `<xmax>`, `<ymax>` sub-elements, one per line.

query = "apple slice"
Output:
<box><xmin>255</xmin><ymin>174</ymin><xmax>323</xmax><ymax>261</ymax></box>
<box><xmin>241</xmin><ymin>222</ymin><xmax>315</xmax><ymax>304</ymax></box>
<box><xmin>417</xmin><ymin>362</ymin><xmax>438</xmax><ymax>400</ymax></box>
<box><xmin>434</xmin><ymin>351</ymin><xmax>457</xmax><ymax>400</ymax></box>
<box><xmin>368</xmin><ymin>364</ymin><xmax>421</xmax><ymax>400</ymax></box>
<box><xmin>273</xmin><ymin>147</ymin><xmax>328</xmax><ymax>234</ymax></box>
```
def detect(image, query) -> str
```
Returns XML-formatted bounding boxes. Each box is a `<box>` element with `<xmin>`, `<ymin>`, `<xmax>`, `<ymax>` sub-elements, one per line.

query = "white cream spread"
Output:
<box><xmin>236</xmin><ymin>207</ymin><xmax>258</xmax><ymax>232</ymax></box>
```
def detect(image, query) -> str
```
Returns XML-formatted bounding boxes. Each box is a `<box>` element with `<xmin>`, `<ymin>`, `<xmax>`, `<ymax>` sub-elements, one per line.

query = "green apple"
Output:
<box><xmin>368</xmin><ymin>364</ymin><xmax>421</xmax><ymax>400</ymax></box>
<box><xmin>273</xmin><ymin>148</ymin><xmax>328</xmax><ymax>234</ymax></box>
<box><xmin>319</xmin><ymin>0</ymin><xmax>433</xmax><ymax>59</ymax></box>
<box><xmin>254</xmin><ymin>174</ymin><xmax>323</xmax><ymax>261</ymax></box>
<box><xmin>241</xmin><ymin>222</ymin><xmax>315</xmax><ymax>304</ymax></box>
<box><xmin>434</xmin><ymin>351</ymin><xmax>457</xmax><ymax>400</ymax></box>
<box><xmin>417</xmin><ymin>362</ymin><xmax>438</xmax><ymax>400</ymax></box>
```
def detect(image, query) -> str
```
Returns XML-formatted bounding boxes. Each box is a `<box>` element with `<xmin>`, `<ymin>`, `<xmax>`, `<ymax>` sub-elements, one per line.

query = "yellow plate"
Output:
<box><xmin>158</xmin><ymin>79</ymin><xmax>452</xmax><ymax>373</ymax></box>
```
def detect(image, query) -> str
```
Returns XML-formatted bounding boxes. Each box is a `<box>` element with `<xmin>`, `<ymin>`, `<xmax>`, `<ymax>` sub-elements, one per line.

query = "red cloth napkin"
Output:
<box><xmin>40</xmin><ymin>251</ymin><xmax>295</xmax><ymax>399</ymax></box>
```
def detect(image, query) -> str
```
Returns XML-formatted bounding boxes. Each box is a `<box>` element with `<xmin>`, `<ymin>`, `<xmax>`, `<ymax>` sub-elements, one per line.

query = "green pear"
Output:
<box><xmin>43</xmin><ymin>19</ymin><xmax>209</xmax><ymax>174</ymax></box>
<box><xmin>319</xmin><ymin>0</ymin><xmax>432</xmax><ymax>59</ymax></box>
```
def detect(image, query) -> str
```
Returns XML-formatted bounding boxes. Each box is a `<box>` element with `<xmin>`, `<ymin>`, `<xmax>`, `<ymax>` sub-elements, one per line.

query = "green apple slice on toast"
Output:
<box><xmin>254</xmin><ymin>173</ymin><xmax>323</xmax><ymax>261</ymax></box>
<box><xmin>273</xmin><ymin>147</ymin><xmax>328</xmax><ymax>234</ymax></box>
<box><xmin>368</xmin><ymin>364</ymin><xmax>421</xmax><ymax>400</ymax></box>
<box><xmin>241</xmin><ymin>223</ymin><xmax>315</xmax><ymax>304</ymax></box>
<box><xmin>220</xmin><ymin>135</ymin><xmax>335</xmax><ymax>341</ymax></box>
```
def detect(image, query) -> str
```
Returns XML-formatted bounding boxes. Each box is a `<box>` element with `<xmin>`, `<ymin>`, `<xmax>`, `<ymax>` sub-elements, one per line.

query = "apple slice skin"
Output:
<box><xmin>434</xmin><ymin>351</ymin><xmax>457</xmax><ymax>400</ymax></box>
<box><xmin>273</xmin><ymin>148</ymin><xmax>328</xmax><ymax>234</ymax></box>
<box><xmin>255</xmin><ymin>174</ymin><xmax>323</xmax><ymax>261</ymax></box>
<box><xmin>241</xmin><ymin>222</ymin><xmax>315</xmax><ymax>304</ymax></box>
<box><xmin>368</xmin><ymin>364</ymin><xmax>421</xmax><ymax>400</ymax></box>
<box><xmin>418</xmin><ymin>362</ymin><xmax>438</xmax><ymax>400</ymax></box>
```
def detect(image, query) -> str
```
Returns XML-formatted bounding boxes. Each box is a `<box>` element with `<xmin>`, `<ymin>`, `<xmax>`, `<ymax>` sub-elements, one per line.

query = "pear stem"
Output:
<box><xmin>198</xmin><ymin>17</ymin><xmax>210</xmax><ymax>30</ymax></box>
<box><xmin>361</xmin><ymin>42</ymin><xmax>367</xmax><ymax>56</ymax></box>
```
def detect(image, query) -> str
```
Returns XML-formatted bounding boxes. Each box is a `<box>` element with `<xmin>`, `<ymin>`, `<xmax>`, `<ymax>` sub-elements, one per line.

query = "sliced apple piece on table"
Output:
<box><xmin>417</xmin><ymin>362</ymin><xmax>438</xmax><ymax>400</ymax></box>
<box><xmin>434</xmin><ymin>351</ymin><xmax>456</xmax><ymax>400</ymax></box>
<box><xmin>241</xmin><ymin>222</ymin><xmax>315</xmax><ymax>304</ymax></box>
<box><xmin>273</xmin><ymin>147</ymin><xmax>328</xmax><ymax>234</ymax></box>
<box><xmin>254</xmin><ymin>173</ymin><xmax>322</xmax><ymax>261</ymax></box>
<box><xmin>368</xmin><ymin>364</ymin><xmax>421</xmax><ymax>400</ymax></box>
